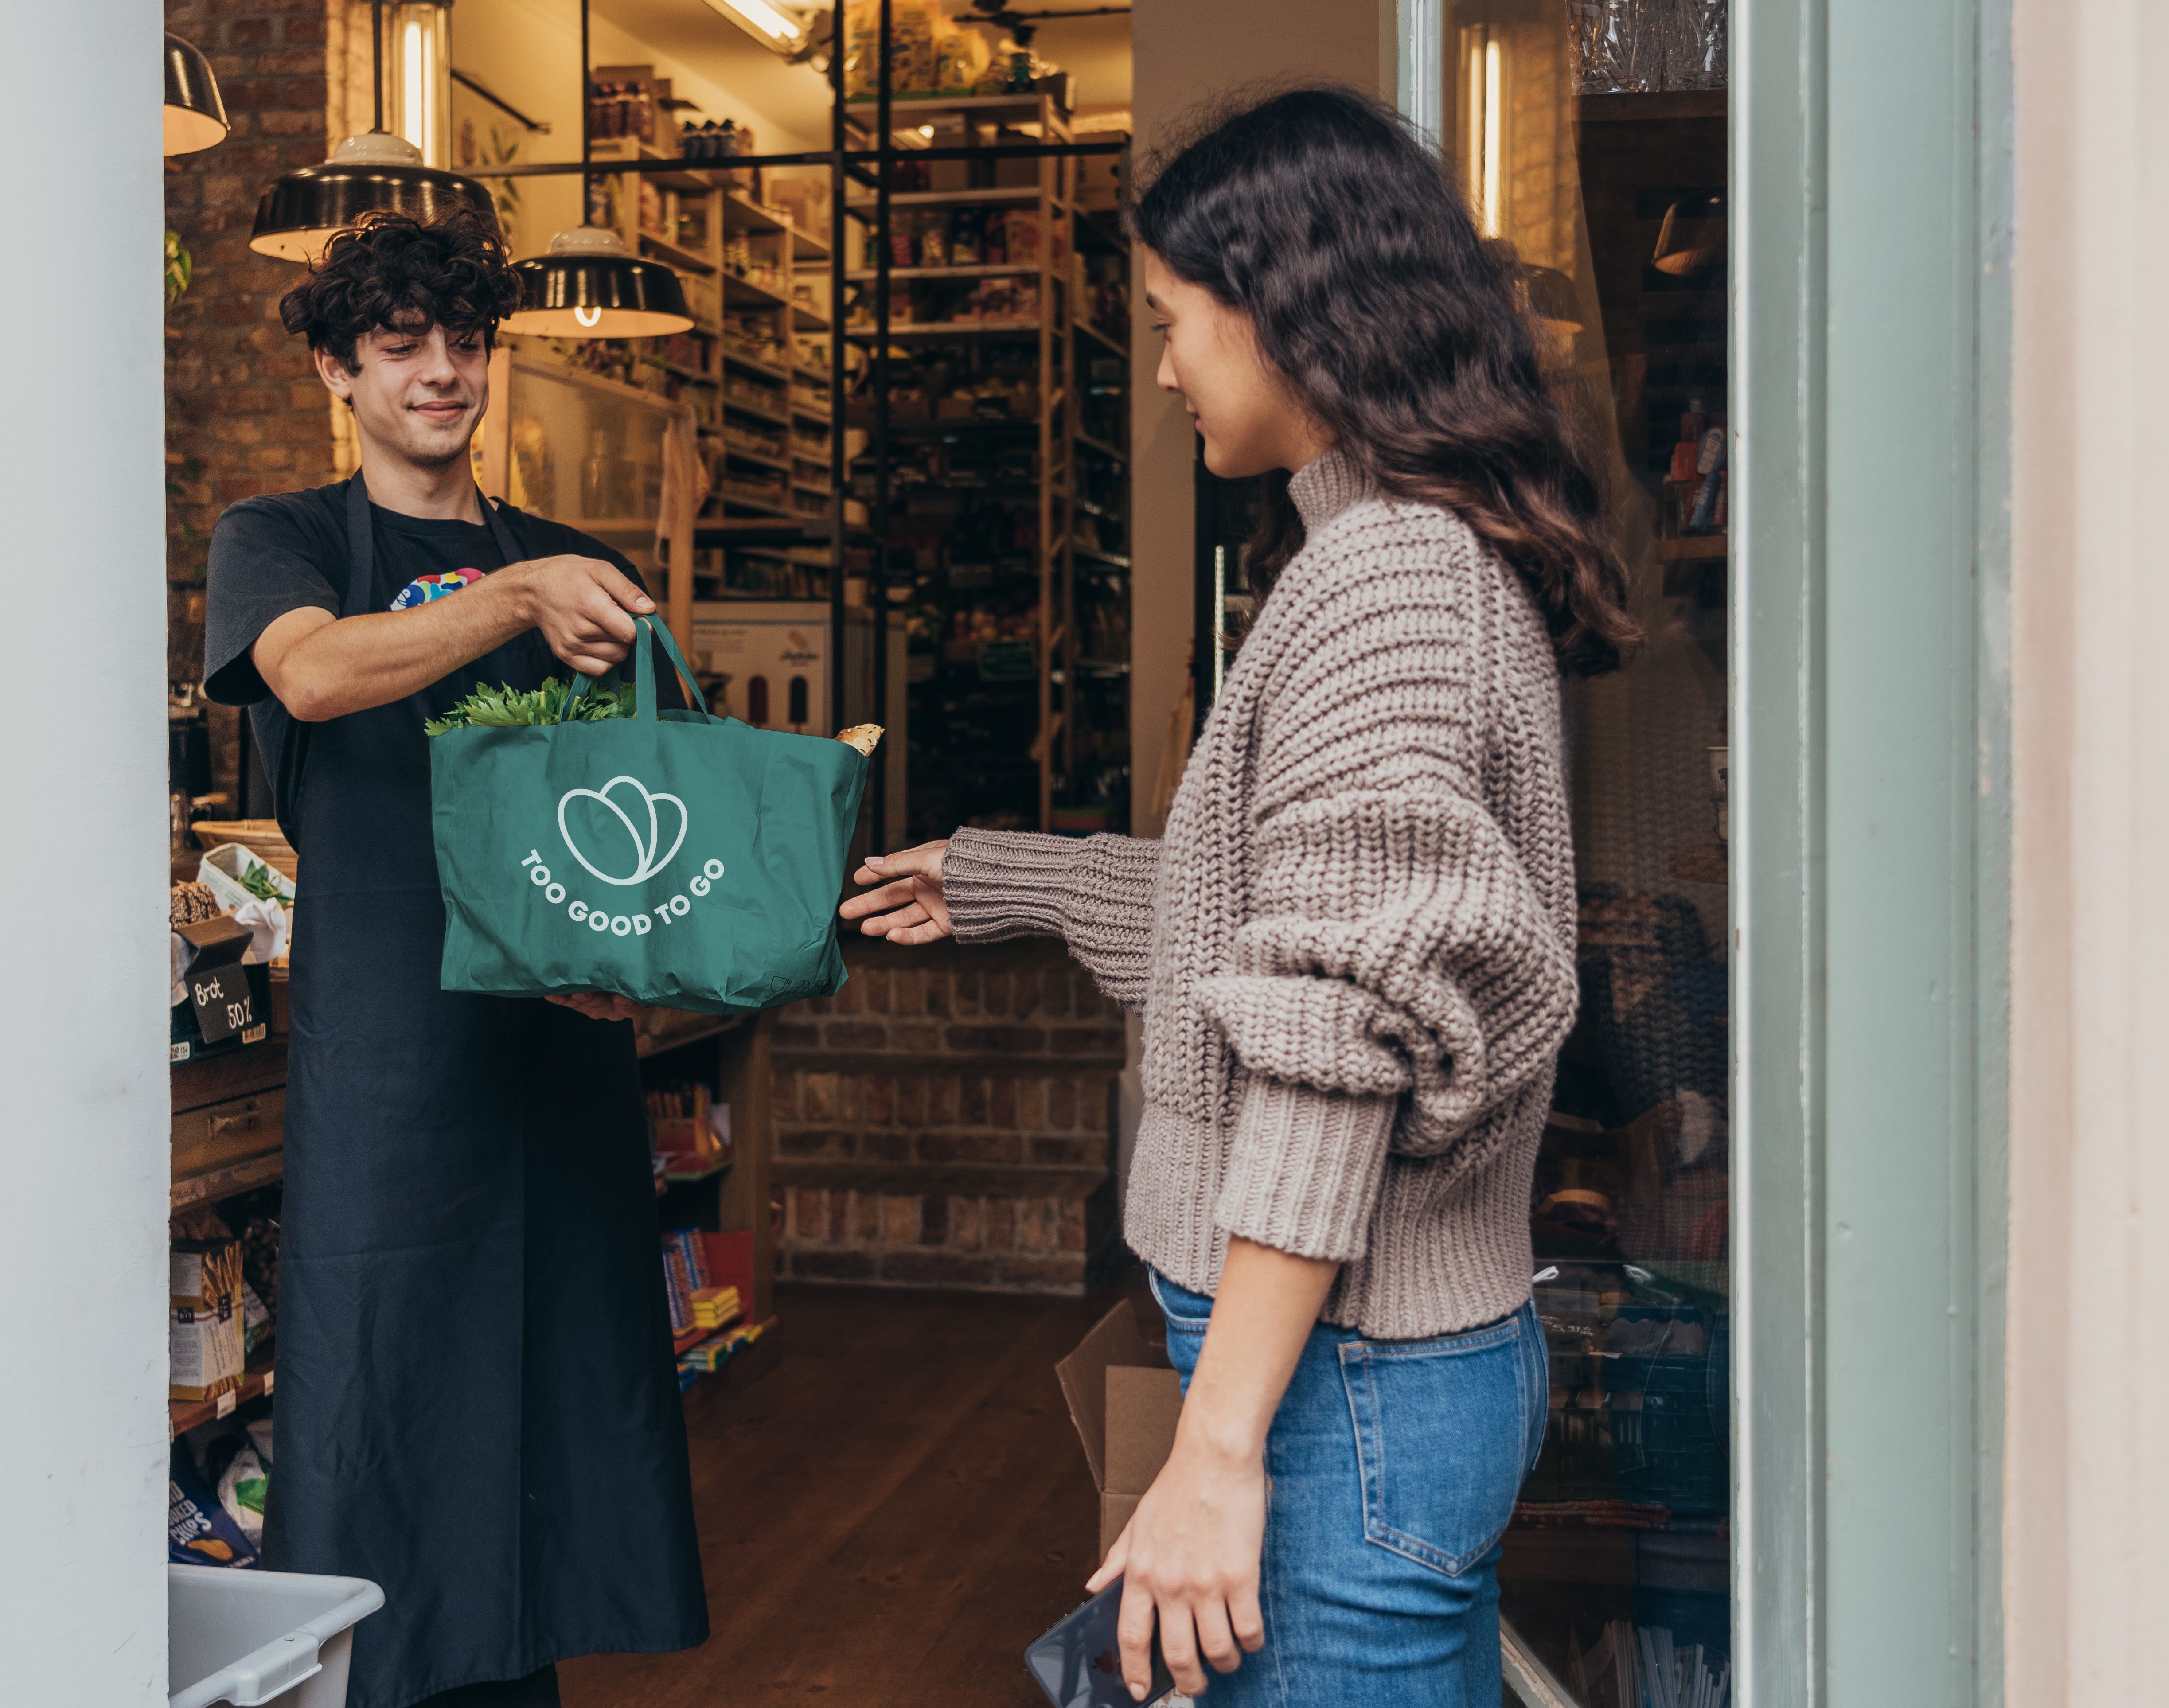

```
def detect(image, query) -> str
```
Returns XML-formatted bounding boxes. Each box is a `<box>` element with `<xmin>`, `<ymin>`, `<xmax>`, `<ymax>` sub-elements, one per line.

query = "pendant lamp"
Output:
<box><xmin>502</xmin><ymin>0</ymin><xmax>692</xmax><ymax>339</ymax></box>
<box><xmin>249</xmin><ymin>1</ymin><xmax>497</xmax><ymax>262</ymax></box>
<box><xmin>164</xmin><ymin>33</ymin><xmax>229</xmax><ymax>155</ymax></box>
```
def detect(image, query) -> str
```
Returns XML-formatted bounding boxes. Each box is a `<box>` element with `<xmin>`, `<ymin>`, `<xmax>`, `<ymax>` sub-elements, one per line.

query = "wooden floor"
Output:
<box><xmin>562</xmin><ymin>1278</ymin><xmax>1147</xmax><ymax>1708</ymax></box>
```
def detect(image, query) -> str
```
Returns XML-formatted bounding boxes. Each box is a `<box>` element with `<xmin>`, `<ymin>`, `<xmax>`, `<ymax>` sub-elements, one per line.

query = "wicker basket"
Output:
<box><xmin>191</xmin><ymin>820</ymin><xmax>297</xmax><ymax>882</ymax></box>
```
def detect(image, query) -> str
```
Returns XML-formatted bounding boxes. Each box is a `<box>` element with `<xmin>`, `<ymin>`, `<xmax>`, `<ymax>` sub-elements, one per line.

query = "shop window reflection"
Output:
<box><xmin>1448</xmin><ymin>3</ymin><xmax>1733</xmax><ymax>1699</ymax></box>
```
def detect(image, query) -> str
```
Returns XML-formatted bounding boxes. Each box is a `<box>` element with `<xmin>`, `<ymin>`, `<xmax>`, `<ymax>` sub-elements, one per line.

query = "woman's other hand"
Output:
<box><xmin>839</xmin><ymin>840</ymin><xmax>953</xmax><ymax>944</ymax></box>
<box><xmin>1087</xmin><ymin>1436</ymin><xmax>1267</xmax><ymax>1700</ymax></box>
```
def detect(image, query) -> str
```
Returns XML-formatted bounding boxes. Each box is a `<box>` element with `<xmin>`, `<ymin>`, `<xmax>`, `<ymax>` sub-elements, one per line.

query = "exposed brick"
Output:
<box><xmin>1016</xmin><ymin>1198</ymin><xmax>1056</xmax><ymax>1255</ymax></box>
<box><xmin>894</xmin><ymin>1074</ymin><xmax>928</xmax><ymax>1123</ymax></box>
<box><xmin>773</xmin><ymin>1021</ymin><xmax>820</xmax><ymax>1049</ymax></box>
<box><xmin>953</xmin><ymin>970</ymin><xmax>981</xmax><ymax>1014</ymax></box>
<box><xmin>826</xmin><ymin>1020</ymin><xmax>888</xmax><ymax>1050</ymax></box>
<box><xmin>881</xmin><ymin>1194</ymin><xmax>922</xmax><ymax>1247</ymax></box>
<box><xmin>891</xmin><ymin>1020</ymin><xmax>941</xmax><ymax>1053</ymax></box>
<box><xmin>986</xmin><ymin>1198</ymin><xmax>1016</xmax><ymax>1252</ymax></box>
<box><xmin>792</xmin><ymin>1188</ymin><xmax>826</xmax><ymax>1242</ymax></box>
<box><xmin>1041</xmin><ymin>970</ymin><xmax>1073</xmax><ymax>1018</ymax></box>
<box><xmin>856</xmin><ymin>966</ymin><xmax>889</xmax><ymax>1014</ymax></box>
<box><xmin>990</xmin><ymin>1078</ymin><xmax>1018</xmax><ymax>1130</ymax></box>
<box><xmin>916</xmin><ymin>1131</ymin><xmax>1024</xmax><ymax>1166</ymax></box>
<box><xmin>882</xmin><ymin>1249</ymin><xmax>1001</xmax><ymax>1287</ymax></box>
<box><xmin>859</xmin><ymin>1131</ymin><xmax>913</xmax><ymax>1163</ymax></box>
<box><xmin>1049</xmin><ymin>1027</ymin><xmax>1126</xmax><ymax>1057</ymax></box>
<box><xmin>776</xmin><ymin>1127</ymin><xmax>845</xmax><ymax>1159</ymax></box>
<box><xmin>833</xmin><ymin>976</ymin><xmax>863</xmax><ymax>1014</ymax></box>
<box><xmin>949</xmin><ymin>1196</ymin><xmax>983</xmax><ymax>1252</ymax></box>
<box><xmin>983</xmin><ymin>972</ymin><xmax>1011</xmax><ymax>1017</ymax></box>
<box><xmin>920</xmin><ymin>1193</ymin><xmax>947</xmax><ymax>1245</ymax></box>
<box><xmin>850</xmin><ymin>1191</ymin><xmax>882</xmax><ymax>1244</ymax></box>
<box><xmin>959</xmin><ymin>1076</ymin><xmax>988</xmax><ymax>1127</ymax></box>
<box><xmin>925</xmin><ymin>1076</ymin><xmax>959</xmax><ymax>1124</ymax></box>
<box><xmin>997</xmin><ymin>1253</ymin><xmax>1090</xmax><ymax>1289</ymax></box>
<box><xmin>1077</xmin><ymin>1076</ymin><xmax>1112</xmax><ymax>1131</ymax></box>
<box><xmin>800</xmin><ymin>1072</ymin><xmax>836</xmax><ymax>1119</ymax></box>
<box><xmin>891</xmin><ymin>969</ymin><xmax>923</xmax><ymax>1015</ymax></box>
<box><xmin>1028</xmin><ymin>1136</ymin><xmax>1104</xmax><ymax>1168</ymax></box>
<box><xmin>925</xmin><ymin>975</ymin><xmax>951</xmax><ymax>1017</ymax></box>
<box><xmin>864</xmin><ymin>1075</ymin><xmax>894</xmax><ymax>1124</ymax></box>
<box><xmin>1059</xmin><ymin>1198</ymin><xmax>1088</xmax><ymax>1253</ymax></box>
<box><xmin>945</xmin><ymin>1024</ymin><xmax>1048</xmax><ymax>1053</ymax></box>
<box><xmin>1047</xmin><ymin>1077</ymin><xmax>1077</xmax><ymax>1130</ymax></box>
<box><xmin>771</xmin><ymin>1071</ymin><xmax>799</xmax><ymax>1120</ymax></box>
<box><xmin>1014</xmin><ymin>1076</ymin><xmax>1045</xmax><ymax>1129</ymax></box>
<box><xmin>790</xmin><ymin>1248</ymin><xmax>878</xmax><ymax>1282</ymax></box>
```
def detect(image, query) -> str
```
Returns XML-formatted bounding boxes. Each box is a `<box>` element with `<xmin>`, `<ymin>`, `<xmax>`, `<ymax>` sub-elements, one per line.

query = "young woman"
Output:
<box><xmin>841</xmin><ymin>85</ymin><xmax>1637</xmax><ymax>1704</ymax></box>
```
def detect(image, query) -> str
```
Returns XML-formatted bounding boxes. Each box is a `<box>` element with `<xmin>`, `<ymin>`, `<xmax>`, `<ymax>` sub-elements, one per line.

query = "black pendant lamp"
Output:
<box><xmin>250</xmin><ymin>1</ymin><xmax>497</xmax><ymax>262</ymax></box>
<box><xmin>502</xmin><ymin>0</ymin><xmax>691</xmax><ymax>338</ymax></box>
<box><xmin>164</xmin><ymin>33</ymin><xmax>229</xmax><ymax>155</ymax></box>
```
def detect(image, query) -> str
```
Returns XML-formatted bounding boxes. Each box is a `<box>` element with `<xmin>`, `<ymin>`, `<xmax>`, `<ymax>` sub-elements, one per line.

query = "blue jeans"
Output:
<box><xmin>1149</xmin><ymin>1272</ymin><xmax>1547</xmax><ymax>1706</ymax></box>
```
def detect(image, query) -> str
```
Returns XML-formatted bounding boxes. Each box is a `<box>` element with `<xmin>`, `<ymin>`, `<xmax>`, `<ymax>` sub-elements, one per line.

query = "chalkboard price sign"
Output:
<box><xmin>189</xmin><ymin>963</ymin><xmax>255</xmax><ymax>1046</ymax></box>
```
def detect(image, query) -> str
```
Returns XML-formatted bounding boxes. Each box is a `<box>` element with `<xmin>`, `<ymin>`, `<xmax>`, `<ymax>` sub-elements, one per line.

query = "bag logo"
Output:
<box><xmin>557</xmin><ymin>775</ymin><xmax>688</xmax><ymax>888</ymax></box>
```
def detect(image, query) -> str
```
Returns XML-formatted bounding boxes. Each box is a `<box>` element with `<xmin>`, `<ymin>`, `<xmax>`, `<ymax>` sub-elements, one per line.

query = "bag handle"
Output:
<box><xmin>561</xmin><ymin>616</ymin><xmax>713</xmax><ymax>724</ymax></box>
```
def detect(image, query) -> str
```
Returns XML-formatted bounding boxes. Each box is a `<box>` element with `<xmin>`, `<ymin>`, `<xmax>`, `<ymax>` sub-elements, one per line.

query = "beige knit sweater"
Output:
<box><xmin>942</xmin><ymin>450</ymin><xmax>1578</xmax><ymax>1338</ymax></box>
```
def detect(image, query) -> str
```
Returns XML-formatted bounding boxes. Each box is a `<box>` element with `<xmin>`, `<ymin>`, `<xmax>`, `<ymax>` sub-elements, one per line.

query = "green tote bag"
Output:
<box><xmin>431</xmin><ymin>617</ymin><xmax>866</xmax><ymax>1014</ymax></box>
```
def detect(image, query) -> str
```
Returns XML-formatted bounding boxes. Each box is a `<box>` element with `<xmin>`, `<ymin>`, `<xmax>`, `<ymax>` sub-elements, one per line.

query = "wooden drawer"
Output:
<box><xmin>172</xmin><ymin>1087</ymin><xmax>285</xmax><ymax>1185</ymax></box>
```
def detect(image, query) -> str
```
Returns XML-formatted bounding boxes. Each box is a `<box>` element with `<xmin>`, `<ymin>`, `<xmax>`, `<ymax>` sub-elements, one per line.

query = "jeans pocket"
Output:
<box><xmin>1338</xmin><ymin>1315</ymin><xmax>1532</xmax><ymax>1578</ymax></box>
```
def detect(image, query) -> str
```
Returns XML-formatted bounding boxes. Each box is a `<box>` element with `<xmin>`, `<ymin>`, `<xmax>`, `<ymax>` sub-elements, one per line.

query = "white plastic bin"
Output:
<box><xmin>169</xmin><ymin>1565</ymin><xmax>383</xmax><ymax>1708</ymax></box>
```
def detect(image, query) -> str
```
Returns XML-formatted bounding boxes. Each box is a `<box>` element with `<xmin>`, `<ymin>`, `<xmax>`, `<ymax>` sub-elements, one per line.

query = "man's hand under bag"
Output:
<box><xmin>839</xmin><ymin>841</ymin><xmax>953</xmax><ymax>944</ymax></box>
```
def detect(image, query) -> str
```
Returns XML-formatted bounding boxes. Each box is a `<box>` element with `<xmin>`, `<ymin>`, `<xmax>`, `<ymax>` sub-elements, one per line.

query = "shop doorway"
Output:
<box><xmin>160</xmin><ymin>2</ymin><xmax>1739</xmax><ymax>1704</ymax></box>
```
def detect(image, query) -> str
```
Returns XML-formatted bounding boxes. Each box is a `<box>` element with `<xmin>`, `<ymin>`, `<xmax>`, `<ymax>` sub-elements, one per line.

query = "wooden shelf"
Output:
<box><xmin>722</xmin><ymin>189</ymin><xmax>790</xmax><ymax>234</ymax></box>
<box><xmin>847</xmin><ymin>187</ymin><xmax>1040</xmax><ymax>212</ymax></box>
<box><xmin>639</xmin><ymin>231</ymin><xmax>716</xmax><ymax>275</ymax></box>
<box><xmin>792</xmin><ymin>304</ymin><xmax>831</xmax><ymax>331</ymax></box>
<box><xmin>171</xmin><ymin>1349</ymin><xmax>274</xmax><ymax>1438</ymax></box>
<box><xmin>721</xmin><ymin>391</ymin><xmax>791</xmax><ymax>426</ymax></box>
<box><xmin>848</xmin><ymin>264</ymin><xmax>1040</xmax><ymax>281</ymax></box>
<box><xmin>1655</xmin><ymin>534</ymin><xmax>1728</xmax><ymax>561</ymax></box>
<box><xmin>721</xmin><ymin>347</ymin><xmax>790</xmax><ymax>383</ymax></box>
<box><xmin>1072</xmin><ymin>546</ymin><xmax>1130</xmax><ymax>569</ymax></box>
<box><xmin>846</xmin><ymin>320</ymin><xmax>1042</xmax><ymax>339</ymax></box>
<box><xmin>722</xmin><ymin>441</ymin><xmax>792</xmax><ymax>472</ymax></box>
<box><xmin>644</xmin><ymin>356</ymin><xmax>715</xmax><ymax>386</ymax></box>
<box><xmin>1073</xmin><ymin>432</ymin><xmax>1127</xmax><ymax>463</ymax></box>
<box><xmin>1074</xmin><ymin>318</ymin><xmax>1128</xmax><ymax>359</ymax></box>
<box><xmin>724</xmin><ymin>272</ymin><xmax>792</xmax><ymax>310</ymax></box>
<box><xmin>172</xmin><ymin>1149</ymin><xmax>284</xmax><ymax>1211</ymax></box>
<box><xmin>1577</xmin><ymin>90</ymin><xmax>1727</xmax><ymax>124</ymax></box>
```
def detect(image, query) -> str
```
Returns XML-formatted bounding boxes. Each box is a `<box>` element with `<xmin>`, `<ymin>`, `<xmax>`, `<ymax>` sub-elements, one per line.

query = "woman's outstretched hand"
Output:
<box><xmin>839</xmin><ymin>840</ymin><xmax>953</xmax><ymax>944</ymax></box>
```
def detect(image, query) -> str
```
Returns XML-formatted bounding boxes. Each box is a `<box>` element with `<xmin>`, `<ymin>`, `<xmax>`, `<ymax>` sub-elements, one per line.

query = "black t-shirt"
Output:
<box><xmin>203</xmin><ymin>480</ymin><xmax>677</xmax><ymax>842</ymax></box>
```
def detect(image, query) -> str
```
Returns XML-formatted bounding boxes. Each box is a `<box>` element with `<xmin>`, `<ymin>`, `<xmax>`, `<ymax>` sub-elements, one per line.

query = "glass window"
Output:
<box><xmin>1444</xmin><ymin>4</ymin><xmax>1733</xmax><ymax>1702</ymax></box>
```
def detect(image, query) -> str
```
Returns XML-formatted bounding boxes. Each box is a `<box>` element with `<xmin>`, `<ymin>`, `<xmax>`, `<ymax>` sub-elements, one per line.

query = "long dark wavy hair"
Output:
<box><xmin>1128</xmin><ymin>85</ymin><xmax>1639</xmax><ymax>675</ymax></box>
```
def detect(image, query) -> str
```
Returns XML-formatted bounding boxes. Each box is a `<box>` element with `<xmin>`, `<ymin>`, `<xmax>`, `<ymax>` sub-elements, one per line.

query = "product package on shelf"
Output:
<box><xmin>170</xmin><ymin>1236</ymin><xmax>246</xmax><ymax>1405</ymax></box>
<box><xmin>169</xmin><ymin>1443</ymin><xmax>257</xmax><ymax>1568</ymax></box>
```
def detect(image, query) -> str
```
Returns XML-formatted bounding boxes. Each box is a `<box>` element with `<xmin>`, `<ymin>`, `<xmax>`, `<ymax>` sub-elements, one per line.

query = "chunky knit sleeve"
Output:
<box><xmin>941</xmin><ymin>827</ymin><xmax>1162</xmax><ymax>1014</ymax></box>
<box><xmin>1199</xmin><ymin>513</ymin><xmax>1579</xmax><ymax>1262</ymax></box>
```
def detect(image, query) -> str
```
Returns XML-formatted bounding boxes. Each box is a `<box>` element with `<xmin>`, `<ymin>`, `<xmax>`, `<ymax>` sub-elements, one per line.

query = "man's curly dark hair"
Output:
<box><xmin>279</xmin><ymin>208</ymin><xmax>523</xmax><ymax>370</ymax></box>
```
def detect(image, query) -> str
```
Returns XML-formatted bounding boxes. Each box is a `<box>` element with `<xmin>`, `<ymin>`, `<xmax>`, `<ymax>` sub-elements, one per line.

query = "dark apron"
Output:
<box><xmin>261</xmin><ymin>476</ymin><xmax>708</xmax><ymax>1708</ymax></box>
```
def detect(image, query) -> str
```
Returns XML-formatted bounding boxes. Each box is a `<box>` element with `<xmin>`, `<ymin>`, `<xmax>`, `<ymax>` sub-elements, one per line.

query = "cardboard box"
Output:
<box><xmin>170</xmin><ymin>1238</ymin><xmax>245</xmax><ymax>1404</ymax></box>
<box><xmin>1055</xmin><ymin>1299</ymin><xmax>1185</xmax><ymax>1561</ymax></box>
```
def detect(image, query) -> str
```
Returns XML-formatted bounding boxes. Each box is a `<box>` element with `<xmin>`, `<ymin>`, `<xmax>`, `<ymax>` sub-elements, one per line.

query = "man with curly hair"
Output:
<box><xmin>201</xmin><ymin>210</ymin><xmax>706</xmax><ymax>1708</ymax></box>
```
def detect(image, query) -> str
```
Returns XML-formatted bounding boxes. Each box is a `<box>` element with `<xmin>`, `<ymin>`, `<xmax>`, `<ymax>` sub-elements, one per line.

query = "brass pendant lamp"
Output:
<box><xmin>249</xmin><ymin>0</ymin><xmax>497</xmax><ymax>262</ymax></box>
<box><xmin>502</xmin><ymin>0</ymin><xmax>692</xmax><ymax>338</ymax></box>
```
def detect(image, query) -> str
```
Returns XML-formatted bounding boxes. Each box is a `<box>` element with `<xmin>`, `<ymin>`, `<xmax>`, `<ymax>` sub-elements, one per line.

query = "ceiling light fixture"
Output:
<box><xmin>502</xmin><ymin>0</ymin><xmax>692</xmax><ymax>339</ymax></box>
<box><xmin>164</xmin><ymin>33</ymin><xmax>229</xmax><ymax>156</ymax></box>
<box><xmin>249</xmin><ymin>0</ymin><xmax>497</xmax><ymax>262</ymax></box>
<box><xmin>698</xmin><ymin>0</ymin><xmax>811</xmax><ymax>50</ymax></box>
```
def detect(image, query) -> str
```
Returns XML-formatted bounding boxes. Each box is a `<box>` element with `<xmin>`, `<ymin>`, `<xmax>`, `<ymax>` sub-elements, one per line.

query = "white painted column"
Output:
<box><xmin>0</xmin><ymin>2</ymin><xmax>174</xmax><ymax>1697</ymax></box>
<box><xmin>2009</xmin><ymin>1</ymin><xmax>2169</xmax><ymax>1700</ymax></box>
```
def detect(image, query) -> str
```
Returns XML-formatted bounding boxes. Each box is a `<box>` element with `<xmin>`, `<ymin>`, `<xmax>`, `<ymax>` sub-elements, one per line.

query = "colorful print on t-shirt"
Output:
<box><xmin>390</xmin><ymin>567</ymin><xmax>483</xmax><ymax>610</ymax></box>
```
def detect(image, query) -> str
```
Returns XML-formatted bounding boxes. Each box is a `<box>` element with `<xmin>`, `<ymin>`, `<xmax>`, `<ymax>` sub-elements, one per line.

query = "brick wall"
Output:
<box><xmin>774</xmin><ymin>938</ymin><xmax>1127</xmax><ymax>1293</ymax></box>
<box><xmin>164</xmin><ymin>0</ymin><xmax>337</xmax><ymax>788</ymax></box>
